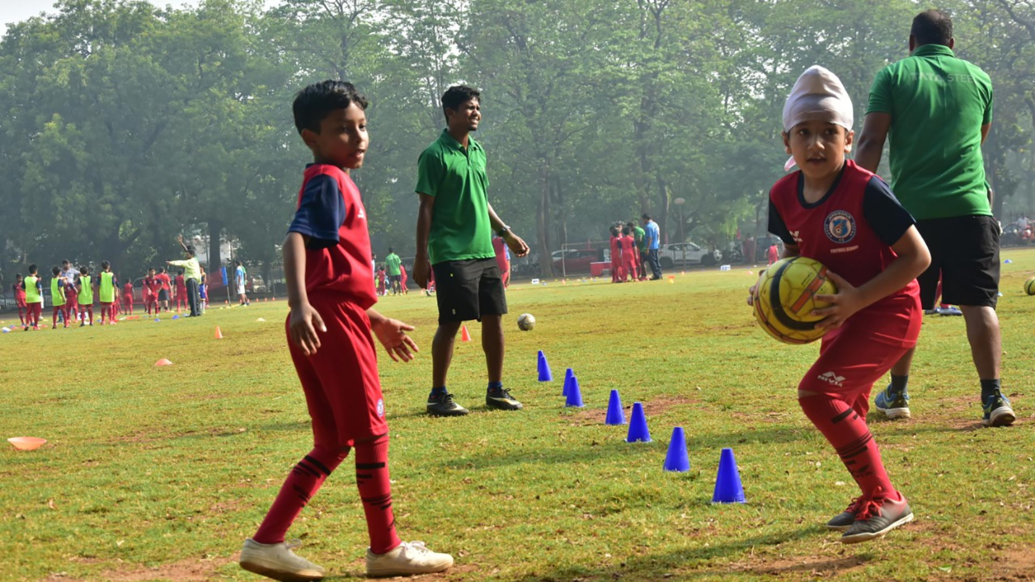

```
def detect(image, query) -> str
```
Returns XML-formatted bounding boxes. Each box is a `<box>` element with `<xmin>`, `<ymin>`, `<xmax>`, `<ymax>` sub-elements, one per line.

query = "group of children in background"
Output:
<box><xmin>609</xmin><ymin>221</ymin><xmax>647</xmax><ymax>283</ymax></box>
<box><xmin>10</xmin><ymin>261</ymin><xmax>209</xmax><ymax>330</ymax></box>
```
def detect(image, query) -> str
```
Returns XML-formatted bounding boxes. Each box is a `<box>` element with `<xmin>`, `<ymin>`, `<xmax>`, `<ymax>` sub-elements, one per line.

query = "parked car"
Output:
<box><xmin>552</xmin><ymin>249</ymin><xmax>603</xmax><ymax>274</ymax></box>
<box><xmin>657</xmin><ymin>242</ymin><xmax>721</xmax><ymax>268</ymax></box>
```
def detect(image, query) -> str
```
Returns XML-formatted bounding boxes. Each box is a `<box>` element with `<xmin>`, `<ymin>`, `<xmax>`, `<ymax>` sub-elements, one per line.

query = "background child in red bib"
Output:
<box><xmin>13</xmin><ymin>274</ymin><xmax>27</xmax><ymax>327</ymax></box>
<box><xmin>238</xmin><ymin>80</ymin><xmax>451</xmax><ymax>581</ymax></box>
<box><xmin>750</xmin><ymin>66</ymin><xmax>931</xmax><ymax>544</ymax></box>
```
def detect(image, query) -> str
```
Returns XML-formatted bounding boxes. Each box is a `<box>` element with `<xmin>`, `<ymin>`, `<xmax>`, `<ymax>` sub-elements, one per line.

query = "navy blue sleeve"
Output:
<box><xmin>862</xmin><ymin>176</ymin><xmax>915</xmax><ymax>247</ymax></box>
<box><xmin>287</xmin><ymin>175</ymin><xmax>346</xmax><ymax>249</ymax></box>
<box><xmin>767</xmin><ymin>198</ymin><xmax>796</xmax><ymax>246</ymax></box>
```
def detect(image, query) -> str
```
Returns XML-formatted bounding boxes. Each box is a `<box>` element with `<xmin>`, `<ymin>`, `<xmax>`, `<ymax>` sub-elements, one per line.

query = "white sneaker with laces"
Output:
<box><xmin>239</xmin><ymin>538</ymin><xmax>325</xmax><ymax>581</ymax></box>
<box><xmin>365</xmin><ymin>541</ymin><xmax>454</xmax><ymax>577</ymax></box>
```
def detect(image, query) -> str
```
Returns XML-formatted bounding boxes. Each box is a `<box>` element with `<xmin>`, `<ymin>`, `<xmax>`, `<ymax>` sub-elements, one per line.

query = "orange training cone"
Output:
<box><xmin>155</xmin><ymin>358</ymin><xmax>173</xmax><ymax>366</ymax></box>
<box><xmin>215</xmin><ymin>326</ymin><xmax>223</xmax><ymax>340</ymax></box>
<box><xmin>461</xmin><ymin>325</ymin><xmax>471</xmax><ymax>342</ymax></box>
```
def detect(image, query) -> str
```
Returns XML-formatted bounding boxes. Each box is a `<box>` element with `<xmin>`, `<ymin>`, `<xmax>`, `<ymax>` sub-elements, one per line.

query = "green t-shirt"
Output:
<box><xmin>385</xmin><ymin>253</ymin><xmax>402</xmax><ymax>276</ymax></box>
<box><xmin>51</xmin><ymin>278</ymin><xmax>66</xmax><ymax>307</ymax></box>
<box><xmin>633</xmin><ymin>226</ymin><xmax>647</xmax><ymax>252</ymax></box>
<box><xmin>415</xmin><ymin>130</ymin><xmax>494</xmax><ymax>265</ymax></box>
<box><xmin>79</xmin><ymin>275</ymin><xmax>93</xmax><ymax>304</ymax></box>
<box><xmin>866</xmin><ymin>44</ymin><xmax>993</xmax><ymax>220</ymax></box>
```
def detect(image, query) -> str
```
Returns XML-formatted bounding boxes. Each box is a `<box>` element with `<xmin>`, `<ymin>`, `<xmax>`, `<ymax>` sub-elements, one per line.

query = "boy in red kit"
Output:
<box><xmin>238</xmin><ymin>80</ymin><xmax>452</xmax><ymax>581</ymax></box>
<box><xmin>65</xmin><ymin>275</ymin><xmax>79</xmax><ymax>324</ymax></box>
<box><xmin>749</xmin><ymin>66</ymin><xmax>930</xmax><ymax>543</ymax></box>
<box><xmin>122</xmin><ymin>280</ymin><xmax>134</xmax><ymax>315</ymax></box>
<box><xmin>620</xmin><ymin>226</ymin><xmax>637</xmax><ymax>282</ymax></box>
<box><xmin>144</xmin><ymin>268</ymin><xmax>158</xmax><ymax>315</ymax></box>
<box><xmin>156</xmin><ymin>268</ymin><xmax>172</xmax><ymax>312</ymax></box>
<box><xmin>13</xmin><ymin>274</ymin><xmax>27</xmax><ymax>327</ymax></box>
<box><xmin>767</xmin><ymin>243</ymin><xmax>780</xmax><ymax>266</ymax></box>
<box><xmin>399</xmin><ymin>263</ymin><xmax>409</xmax><ymax>293</ymax></box>
<box><xmin>609</xmin><ymin>226</ymin><xmax>623</xmax><ymax>282</ymax></box>
<box><xmin>174</xmin><ymin>270</ymin><xmax>188</xmax><ymax>312</ymax></box>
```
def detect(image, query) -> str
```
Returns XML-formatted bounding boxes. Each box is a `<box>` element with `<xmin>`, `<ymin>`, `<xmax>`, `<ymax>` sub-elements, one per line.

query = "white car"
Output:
<box><xmin>657</xmin><ymin>242</ymin><xmax>722</xmax><ymax>268</ymax></box>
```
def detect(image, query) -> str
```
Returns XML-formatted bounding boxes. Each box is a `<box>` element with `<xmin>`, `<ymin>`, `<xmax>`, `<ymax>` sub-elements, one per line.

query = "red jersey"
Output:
<box><xmin>174</xmin><ymin>274</ymin><xmax>186</xmax><ymax>292</ymax></box>
<box><xmin>124</xmin><ymin>282</ymin><xmax>134</xmax><ymax>296</ymax></box>
<box><xmin>287</xmin><ymin>164</ymin><xmax>376</xmax><ymax>309</ymax></box>
<box><xmin>768</xmin><ymin>160</ymin><xmax>920</xmax><ymax>347</ymax></box>
<box><xmin>620</xmin><ymin>235</ymin><xmax>636</xmax><ymax>261</ymax></box>
<box><xmin>13</xmin><ymin>283</ymin><xmax>26</xmax><ymax>301</ymax></box>
<box><xmin>143</xmin><ymin>276</ymin><xmax>157</xmax><ymax>298</ymax></box>
<box><xmin>767</xmin><ymin>245</ymin><xmax>780</xmax><ymax>265</ymax></box>
<box><xmin>610</xmin><ymin>236</ymin><xmax>621</xmax><ymax>263</ymax></box>
<box><xmin>157</xmin><ymin>273</ymin><xmax>171</xmax><ymax>292</ymax></box>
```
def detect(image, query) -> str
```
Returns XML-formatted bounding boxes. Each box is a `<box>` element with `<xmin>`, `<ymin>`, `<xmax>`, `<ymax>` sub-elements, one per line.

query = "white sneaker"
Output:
<box><xmin>365</xmin><ymin>541</ymin><xmax>453</xmax><ymax>577</ymax></box>
<box><xmin>239</xmin><ymin>538</ymin><xmax>325</xmax><ymax>581</ymax></box>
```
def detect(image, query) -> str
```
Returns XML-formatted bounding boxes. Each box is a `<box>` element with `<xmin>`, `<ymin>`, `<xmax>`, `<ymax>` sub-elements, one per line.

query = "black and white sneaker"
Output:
<box><xmin>826</xmin><ymin>497</ymin><xmax>864</xmax><ymax>531</ymax></box>
<box><xmin>427</xmin><ymin>392</ymin><xmax>469</xmax><ymax>417</ymax></box>
<box><xmin>486</xmin><ymin>387</ymin><xmax>523</xmax><ymax>411</ymax></box>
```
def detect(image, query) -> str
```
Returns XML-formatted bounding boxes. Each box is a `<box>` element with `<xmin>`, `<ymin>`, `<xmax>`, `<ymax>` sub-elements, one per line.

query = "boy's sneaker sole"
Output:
<box><xmin>841</xmin><ymin>511</ymin><xmax>913</xmax><ymax>544</ymax></box>
<box><xmin>984</xmin><ymin>405</ymin><xmax>1016</xmax><ymax>427</ymax></box>
<box><xmin>426</xmin><ymin>394</ymin><xmax>469</xmax><ymax>417</ymax></box>
<box><xmin>240</xmin><ymin>562</ymin><xmax>324</xmax><ymax>582</ymax></box>
<box><xmin>875</xmin><ymin>405</ymin><xmax>911</xmax><ymax>420</ymax></box>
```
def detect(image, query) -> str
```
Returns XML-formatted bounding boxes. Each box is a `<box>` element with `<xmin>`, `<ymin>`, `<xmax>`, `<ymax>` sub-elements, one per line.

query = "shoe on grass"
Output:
<box><xmin>486</xmin><ymin>387</ymin><xmax>523</xmax><ymax>411</ymax></box>
<box><xmin>983</xmin><ymin>392</ymin><xmax>1016</xmax><ymax>427</ymax></box>
<box><xmin>427</xmin><ymin>392</ymin><xmax>469</xmax><ymax>417</ymax></box>
<box><xmin>239</xmin><ymin>538</ymin><xmax>325</xmax><ymax>582</ymax></box>
<box><xmin>366</xmin><ymin>541</ymin><xmax>453</xmax><ymax>577</ymax></box>
<box><xmin>840</xmin><ymin>489</ymin><xmax>913</xmax><ymax>544</ymax></box>
<box><xmin>875</xmin><ymin>385</ymin><xmax>911</xmax><ymax>420</ymax></box>
<box><xmin>826</xmin><ymin>497</ymin><xmax>864</xmax><ymax>531</ymax></box>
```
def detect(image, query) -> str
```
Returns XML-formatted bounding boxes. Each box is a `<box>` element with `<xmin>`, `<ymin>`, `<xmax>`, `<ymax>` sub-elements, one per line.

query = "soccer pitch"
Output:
<box><xmin>3</xmin><ymin>251</ymin><xmax>1034</xmax><ymax>582</ymax></box>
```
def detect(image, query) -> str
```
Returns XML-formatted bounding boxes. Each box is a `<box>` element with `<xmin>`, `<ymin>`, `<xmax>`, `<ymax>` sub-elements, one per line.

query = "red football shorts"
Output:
<box><xmin>286</xmin><ymin>295</ymin><xmax>387</xmax><ymax>447</ymax></box>
<box><xmin>16</xmin><ymin>297</ymin><xmax>27</xmax><ymax>308</ymax></box>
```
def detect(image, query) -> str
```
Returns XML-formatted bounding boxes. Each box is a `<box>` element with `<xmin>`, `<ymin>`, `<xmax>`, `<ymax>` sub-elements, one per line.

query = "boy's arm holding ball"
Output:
<box><xmin>812</xmin><ymin>226</ymin><xmax>930</xmax><ymax>330</ymax></box>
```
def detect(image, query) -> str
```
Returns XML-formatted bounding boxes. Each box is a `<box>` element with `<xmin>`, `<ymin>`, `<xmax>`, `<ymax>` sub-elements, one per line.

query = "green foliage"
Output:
<box><xmin>0</xmin><ymin>0</ymin><xmax>1032</xmax><ymax>279</ymax></box>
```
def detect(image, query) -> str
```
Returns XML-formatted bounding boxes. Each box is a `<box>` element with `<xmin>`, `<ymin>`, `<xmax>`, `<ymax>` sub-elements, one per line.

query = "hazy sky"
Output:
<box><xmin>0</xmin><ymin>0</ymin><xmax>201</xmax><ymax>34</ymax></box>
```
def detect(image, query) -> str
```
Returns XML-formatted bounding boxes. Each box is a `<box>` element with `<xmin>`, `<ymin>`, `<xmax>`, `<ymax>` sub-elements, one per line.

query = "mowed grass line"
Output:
<box><xmin>1</xmin><ymin>251</ymin><xmax>1033</xmax><ymax>582</ymax></box>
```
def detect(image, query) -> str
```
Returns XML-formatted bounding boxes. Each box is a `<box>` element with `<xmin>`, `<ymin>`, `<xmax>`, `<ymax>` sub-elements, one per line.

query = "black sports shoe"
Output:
<box><xmin>486</xmin><ymin>387</ymin><xmax>523</xmax><ymax>411</ymax></box>
<box><xmin>841</xmin><ymin>489</ymin><xmax>913</xmax><ymax>544</ymax></box>
<box><xmin>826</xmin><ymin>497</ymin><xmax>864</xmax><ymax>531</ymax></box>
<box><xmin>427</xmin><ymin>392</ymin><xmax>469</xmax><ymax>417</ymax></box>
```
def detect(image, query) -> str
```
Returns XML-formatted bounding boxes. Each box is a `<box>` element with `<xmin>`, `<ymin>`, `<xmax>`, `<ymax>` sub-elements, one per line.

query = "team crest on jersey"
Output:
<box><xmin>376</xmin><ymin>398</ymin><xmax>385</xmax><ymax>418</ymax></box>
<box><xmin>824</xmin><ymin>210</ymin><xmax>856</xmax><ymax>244</ymax></box>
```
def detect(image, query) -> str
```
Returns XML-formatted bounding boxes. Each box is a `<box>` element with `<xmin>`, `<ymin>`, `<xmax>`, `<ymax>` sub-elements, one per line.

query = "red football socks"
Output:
<box><xmin>355</xmin><ymin>435</ymin><xmax>401</xmax><ymax>555</ymax></box>
<box><xmin>798</xmin><ymin>394</ymin><xmax>896</xmax><ymax>499</ymax></box>
<box><xmin>253</xmin><ymin>447</ymin><xmax>348</xmax><ymax>544</ymax></box>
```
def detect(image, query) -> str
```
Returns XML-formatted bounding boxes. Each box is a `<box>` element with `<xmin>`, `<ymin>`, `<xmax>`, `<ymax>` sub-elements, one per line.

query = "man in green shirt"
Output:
<box><xmin>384</xmin><ymin>248</ymin><xmax>403</xmax><ymax>295</ymax></box>
<box><xmin>414</xmin><ymin>85</ymin><xmax>530</xmax><ymax>417</ymax></box>
<box><xmin>170</xmin><ymin>235</ymin><xmax>204</xmax><ymax>317</ymax></box>
<box><xmin>629</xmin><ymin>221</ymin><xmax>647</xmax><ymax>280</ymax></box>
<box><xmin>856</xmin><ymin>10</ymin><xmax>1013</xmax><ymax>427</ymax></box>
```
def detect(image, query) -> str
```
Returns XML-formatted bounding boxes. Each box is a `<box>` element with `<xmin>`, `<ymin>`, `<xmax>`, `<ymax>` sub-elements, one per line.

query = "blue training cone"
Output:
<box><xmin>712</xmin><ymin>447</ymin><xmax>746</xmax><ymax>503</ymax></box>
<box><xmin>565</xmin><ymin>375</ymin><xmax>584</xmax><ymax>407</ymax></box>
<box><xmin>563</xmin><ymin>368</ymin><xmax>575</xmax><ymax>396</ymax></box>
<box><xmin>537</xmin><ymin>350</ymin><xmax>553</xmax><ymax>382</ymax></box>
<box><xmin>626</xmin><ymin>402</ymin><xmax>651</xmax><ymax>443</ymax></box>
<box><xmin>663</xmin><ymin>427</ymin><xmax>691</xmax><ymax>472</ymax></box>
<box><xmin>605</xmin><ymin>389</ymin><xmax>626</xmax><ymax>425</ymax></box>
<box><xmin>172</xmin><ymin>315</ymin><xmax>179</xmax><ymax>320</ymax></box>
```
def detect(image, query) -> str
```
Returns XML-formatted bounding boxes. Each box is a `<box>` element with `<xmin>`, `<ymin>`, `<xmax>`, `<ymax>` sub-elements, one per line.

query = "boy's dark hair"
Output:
<box><xmin>28</xmin><ymin>264</ymin><xmax>38</xmax><ymax>274</ymax></box>
<box><xmin>641</xmin><ymin>213</ymin><xmax>652</xmax><ymax>220</ymax></box>
<box><xmin>622</xmin><ymin>226</ymin><xmax>631</xmax><ymax>236</ymax></box>
<box><xmin>178</xmin><ymin>270</ymin><xmax>184</xmax><ymax>276</ymax></box>
<box><xmin>911</xmin><ymin>10</ymin><xmax>953</xmax><ymax>47</ymax></box>
<box><xmin>293</xmin><ymin>80</ymin><xmax>369</xmax><ymax>135</ymax></box>
<box><xmin>185</xmin><ymin>246</ymin><xmax>195</xmax><ymax>257</ymax></box>
<box><xmin>148</xmin><ymin>267</ymin><xmax>155</xmax><ymax>273</ymax></box>
<box><xmin>80</xmin><ymin>266</ymin><xmax>89</xmax><ymax>275</ymax></box>
<box><xmin>62</xmin><ymin>259</ymin><xmax>70</xmax><ymax>266</ymax></box>
<box><xmin>235</xmin><ymin>259</ymin><xmax>242</xmax><ymax>266</ymax></box>
<box><xmin>15</xmin><ymin>273</ymin><xmax>22</xmax><ymax>280</ymax></box>
<box><xmin>388</xmin><ymin>247</ymin><xmax>394</xmax><ymax>253</ymax></box>
<box><xmin>442</xmin><ymin>85</ymin><xmax>481</xmax><ymax>122</ymax></box>
<box><xmin>159</xmin><ymin>267</ymin><xmax>166</xmax><ymax>274</ymax></box>
<box><xmin>52</xmin><ymin>266</ymin><xmax>61</xmax><ymax>276</ymax></box>
<box><xmin>101</xmin><ymin>260</ymin><xmax>110</xmax><ymax>269</ymax></box>
<box><xmin>626</xmin><ymin>221</ymin><xmax>635</xmax><ymax>229</ymax></box>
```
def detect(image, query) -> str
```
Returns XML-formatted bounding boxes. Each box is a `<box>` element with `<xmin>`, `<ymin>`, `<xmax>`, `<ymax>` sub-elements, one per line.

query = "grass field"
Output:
<box><xmin>3</xmin><ymin>250</ymin><xmax>1035</xmax><ymax>582</ymax></box>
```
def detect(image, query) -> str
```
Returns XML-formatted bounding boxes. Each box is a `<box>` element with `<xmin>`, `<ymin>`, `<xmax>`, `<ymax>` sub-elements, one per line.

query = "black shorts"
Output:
<box><xmin>432</xmin><ymin>258</ymin><xmax>507</xmax><ymax>324</ymax></box>
<box><xmin>158</xmin><ymin>289</ymin><xmax>169</xmax><ymax>302</ymax></box>
<box><xmin>915</xmin><ymin>215</ymin><xmax>1000</xmax><ymax>310</ymax></box>
<box><xmin>390</xmin><ymin>275</ymin><xmax>402</xmax><ymax>284</ymax></box>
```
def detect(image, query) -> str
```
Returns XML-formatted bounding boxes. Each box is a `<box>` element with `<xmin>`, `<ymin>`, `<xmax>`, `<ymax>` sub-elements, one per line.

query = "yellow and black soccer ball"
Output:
<box><xmin>1025</xmin><ymin>277</ymin><xmax>1035</xmax><ymax>296</ymax></box>
<box><xmin>753</xmin><ymin>257</ymin><xmax>838</xmax><ymax>344</ymax></box>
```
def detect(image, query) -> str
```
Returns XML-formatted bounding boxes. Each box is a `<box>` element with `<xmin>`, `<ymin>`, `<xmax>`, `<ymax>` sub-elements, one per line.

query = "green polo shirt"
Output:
<box><xmin>385</xmin><ymin>253</ymin><xmax>402</xmax><ymax>276</ymax></box>
<box><xmin>415</xmin><ymin>130</ymin><xmax>494</xmax><ymax>265</ymax></box>
<box><xmin>866</xmin><ymin>43</ymin><xmax>993</xmax><ymax>220</ymax></box>
<box><xmin>633</xmin><ymin>226</ymin><xmax>647</xmax><ymax>252</ymax></box>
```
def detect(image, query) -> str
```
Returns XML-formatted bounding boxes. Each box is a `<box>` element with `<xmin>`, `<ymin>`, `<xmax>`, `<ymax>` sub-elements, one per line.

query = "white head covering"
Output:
<box><xmin>782</xmin><ymin>65</ymin><xmax>853</xmax><ymax>132</ymax></box>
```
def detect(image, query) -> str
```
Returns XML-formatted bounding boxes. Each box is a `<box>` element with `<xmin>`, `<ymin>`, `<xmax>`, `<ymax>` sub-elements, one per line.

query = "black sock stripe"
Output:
<box><xmin>850</xmin><ymin>464</ymin><xmax>872</xmax><ymax>476</ymax></box>
<box><xmin>362</xmin><ymin>494</ymin><xmax>392</xmax><ymax>505</ymax></box>
<box><xmin>356</xmin><ymin>473</ymin><xmax>373</xmax><ymax>480</ymax></box>
<box><xmin>355</xmin><ymin>462</ymin><xmax>386</xmax><ymax>470</ymax></box>
<box><xmin>304</xmin><ymin>455</ymin><xmax>333</xmax><ymax>476</ymax></box>
<box><xmin>294</xmin><ymin>464</ymin><xmax>321</xmax><ymax>479</ymax></box>
<box><xmin>835</xmin><ymin>433</ymin><xmax>873</xmax><ymax>455</ymax></box>
<box><xmin>830</xmin><ymin>409</ymin><xmax>854</xmax><ymax>424</ymax></box>
<box><xmin>837</xmin><ymin>435</ymin><xmax>874</xmax><ymax>460</ymax></box>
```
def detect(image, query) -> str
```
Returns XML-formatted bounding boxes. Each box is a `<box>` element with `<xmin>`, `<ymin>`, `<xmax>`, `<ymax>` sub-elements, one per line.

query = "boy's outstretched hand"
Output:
<box><xmin>369</xmin><ymin>312</ymin><xmax>419</xmax><ymax>362</ymax></box>
<box><xmin>812</xmin><ymin>271</ymin><xmax>865</xmax><ymax>330</ymax></box>
<box><xmin>289</xmin><ymin>302</ymin><xmax>326</xmax><ymax>356</ymax></box>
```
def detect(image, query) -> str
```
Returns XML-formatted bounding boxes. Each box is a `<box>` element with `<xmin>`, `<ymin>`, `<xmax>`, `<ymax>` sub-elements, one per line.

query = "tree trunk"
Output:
<box><xmin>208</xmin><ymin>219</ymin><xmax>223</xmax><ymax>271</ymax></box>
<box><xmin>537</xmin><ymin>162</ymin><xmax>554</xmax><ymax>277</ymax></box>
<box><xmin>656</xmin><ymin>175</ymin><xmax>669</xmax><ymax>245</ymax></box>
